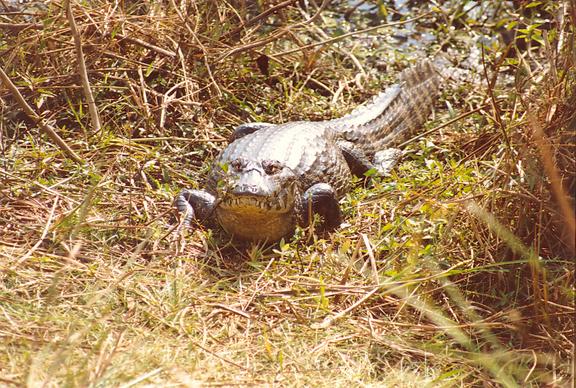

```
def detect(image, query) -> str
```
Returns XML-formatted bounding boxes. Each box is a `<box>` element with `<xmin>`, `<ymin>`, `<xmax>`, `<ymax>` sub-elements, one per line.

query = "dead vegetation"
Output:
<box><xmin>0</xmin><ymin>0</ymin><xmax>574</xmax><ymax>386</ymax></box>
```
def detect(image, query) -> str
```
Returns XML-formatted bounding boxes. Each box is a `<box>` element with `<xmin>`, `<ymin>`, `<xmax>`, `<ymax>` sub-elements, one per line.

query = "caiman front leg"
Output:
<box><xmin>174</xmin><ymin>189</ymin><xmax>217</xmax><ymax>229</ymax></box>
<box><xmin>299</xmin><ymin>183</ymin><xmax>342</xmax><ymax>230</ymax></box>
<box><xmin>339</xmin><ymin>140</ymin><xmax>403</xmax><ymax>177</ymax></box>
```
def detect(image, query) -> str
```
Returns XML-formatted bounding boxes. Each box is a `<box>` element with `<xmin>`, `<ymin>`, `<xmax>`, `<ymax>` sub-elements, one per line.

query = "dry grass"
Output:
<box><xmin>1</xmin><ymin>0</ymin><xmax>574</xmax><ymax>386</ymax></box>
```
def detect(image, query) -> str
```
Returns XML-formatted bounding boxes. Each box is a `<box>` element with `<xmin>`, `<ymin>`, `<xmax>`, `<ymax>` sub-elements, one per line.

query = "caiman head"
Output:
<box><xmin>212</xmin><ymin>157</ymin><xmax>301</xmax><ymax>241</ymax></box>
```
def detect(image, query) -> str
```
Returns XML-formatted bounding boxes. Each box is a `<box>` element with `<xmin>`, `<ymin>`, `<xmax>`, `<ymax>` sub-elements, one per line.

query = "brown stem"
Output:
<box><xmin>66</xmin><ymin>0</ymin><xmax>101</xmax><ymax>135</ymax></box>
<box><xmin>0</xmin><ymin>66</ymin><xmax>83</xmax><ymax>164</ymax></box>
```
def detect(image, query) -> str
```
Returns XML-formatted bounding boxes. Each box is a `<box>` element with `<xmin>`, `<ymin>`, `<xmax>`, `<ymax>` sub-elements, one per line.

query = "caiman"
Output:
<box><xmin>175</xmin><ymin>61</ymin><xmax>440</xmax><ymax>242</ymax></box>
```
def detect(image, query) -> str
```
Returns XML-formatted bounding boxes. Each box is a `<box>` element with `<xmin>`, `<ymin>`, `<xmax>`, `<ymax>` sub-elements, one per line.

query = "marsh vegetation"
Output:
<box><xmin>0</xmin><ymin>0</ymin><xmax>574</xmax><ymax>386</ymax></box>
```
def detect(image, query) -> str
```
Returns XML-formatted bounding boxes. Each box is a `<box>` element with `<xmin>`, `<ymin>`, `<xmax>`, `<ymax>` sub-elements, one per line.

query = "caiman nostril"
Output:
<box><xmin>235</xmin><ymin>184</ymin><xmax>259</xmax><ymax>195</ymax></box>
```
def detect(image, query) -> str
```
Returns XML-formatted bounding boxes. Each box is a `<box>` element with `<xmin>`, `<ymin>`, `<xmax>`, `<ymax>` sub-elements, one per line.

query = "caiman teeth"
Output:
<box><xmin>220</xmin><ymin>185</ymin><xmax>298</xmax><ymax>212</ymax></box>
<box><xmin>225</xmin><ymin>195</ymin><xmax>267</xmax><ymax>209</ymax></box>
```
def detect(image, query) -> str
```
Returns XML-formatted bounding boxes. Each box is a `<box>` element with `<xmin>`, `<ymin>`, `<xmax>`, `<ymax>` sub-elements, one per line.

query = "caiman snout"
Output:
<box><xmin>231</xmin><ymin>169</ymin><xmax>271</xmax><ymax>197</ymax></box>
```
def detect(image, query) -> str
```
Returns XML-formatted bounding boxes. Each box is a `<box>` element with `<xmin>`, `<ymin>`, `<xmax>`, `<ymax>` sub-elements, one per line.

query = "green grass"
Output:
<box><xmin>1</xmin><ymin>0</ymin><xmax>574</xmax><ymax>386</ymax></box>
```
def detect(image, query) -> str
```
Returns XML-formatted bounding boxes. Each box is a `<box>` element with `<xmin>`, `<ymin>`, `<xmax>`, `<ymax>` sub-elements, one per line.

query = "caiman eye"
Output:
<box><xmin>262</xmin><ymin>160</ymin><xmax>282</xmax><ymax>175</ymax></box>
<box><xmin>230</xmin><ymin>158</ymin><xmax>246</xmax><ymax>171</ymax></box>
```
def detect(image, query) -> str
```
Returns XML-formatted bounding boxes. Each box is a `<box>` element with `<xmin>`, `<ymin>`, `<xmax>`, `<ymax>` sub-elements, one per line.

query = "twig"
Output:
<box><xmin>217</xmin><ymin>29</ymin><xmax>291</xmax><ymax>63</ymax></box>
<box><xmin>137</xmin><ymin>66</ymin><xmax>151</xmax><ymax>119</ymax></box>
<box><xmin>217</xmin><ymin>0</ymin><xmax>332</xmax><ymax>62</ymax></box>
<box><xmin>0</xmin><ymin>22</ymin><xmax>43</xmax><ymax>31</ymax></box>
<box><xmin>119</xmin><ymin>368</ymin><xmax>163</xmax><ymax>388</ymax></box>
<box><xmin>0</xmin><ymin>66</ymin><xmax>83</xmax><ymax>164</ymax></box>
<box><xmin>306</xmin><ymin>0</ymin><xmax>331</xmax><ymax>25</ymax></box>
<box><xmin>361</xmin><ymin>233</ymin><xmax>379</xmax><ymax>285</ymax></box>
<box><xmin>0</xmin><ymin>168</ymin><xmax>81</xmax><ymax>203</ymax></box>
<box><xmin>312</xmin><ymin>286</ymin><xmax>380</xmax><ymax>329</ymax></box>
<box><xmin>302</xmin><ymin>9</ymin><xmax>367</xmax><ymax>87</ymax></box>
<box><xmin>465</xmin><ymin>201</ymin><xmax>544</xmax><ymax>269</ymax></box>
<box><xmin>89</xmin><ymin>4</ymin><xmax>177</xmax><ymax>58</ymax></box>
<box><xmin>480</xmin><ymin>45</ymin><xmax>512</xmax><ymax>153</ymax></box>
<box><xmin>169</xmin><ymin>0</ymin><xmax>221</xmax><ymax>96</ymax></box>
<box><xmin>207</xmin><ymin>303</ymin><xmax>252</xmax><ymax>319</ymax></box>
<box><xmin>528</xmin><ymin>112</ymin><xmax>576</xmax><ymax>255</ymax></box>
<box><xmin>273</xmin><ymin>11</ymin><xmax>433</xmax><ymax>57</ymax></box>
<box><xmin>159</xmin><ymin>81</ymin><xmax>181</xmax><ymax>130</ymax></box>
<box><xmin>221</xmin><ymin>0</ymin><xmax>299</xmax><ymax>40</ymax></box>
<box><xmin>116</xmin><ymin>34</ymin><xmax>176</xmax><ymax>58</ymax></box>
<box><xmin>13</xmin><ymin>196</ymin><xmax>59</xmax><ymax>268</ymax></box>
<box><xmin>66</xmin><ymin>0</ymin><xmax>101</xmax><ymax>135</ymax></box>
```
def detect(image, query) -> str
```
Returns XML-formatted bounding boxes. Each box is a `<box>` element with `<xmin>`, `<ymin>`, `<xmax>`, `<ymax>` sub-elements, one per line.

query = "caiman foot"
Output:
<box><xmin>174</xmin><ymin>189</ymin><xmax>216</xmax><ymax>230</ymax></box>
<box><xmin>300</xmin><ymin>183</ymin><xmax>342</xmax><ymax>230</ymax></box>
<box><xmin>373</xmin><ymin>148</ymin><xmax>403</xmax><ymax>175</ymax></box>
<box><xmin>339</xmin><ymin>140</ymin><xmax>403</xmax><ymax>177</ymax></box>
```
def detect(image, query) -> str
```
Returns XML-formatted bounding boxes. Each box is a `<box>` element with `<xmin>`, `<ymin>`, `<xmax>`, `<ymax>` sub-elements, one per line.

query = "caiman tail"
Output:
<box><xmin>330</xmin><ymin>60</ymin><xmax>440</xmax><ymax>154</ymax></box>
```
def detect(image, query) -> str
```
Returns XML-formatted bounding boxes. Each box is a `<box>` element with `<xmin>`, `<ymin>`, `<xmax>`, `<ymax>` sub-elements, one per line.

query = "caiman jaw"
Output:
<box><xmin>216</xmin><ymin>192</ymin><xmax>299</xmax><ymax>242</ymax></box>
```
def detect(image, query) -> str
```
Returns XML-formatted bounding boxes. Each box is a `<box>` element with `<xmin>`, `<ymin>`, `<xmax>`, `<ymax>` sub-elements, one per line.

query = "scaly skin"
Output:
<box><xmin>176</xmin><ymin>61</ymin><xmax>440</xmax><ymax>242</ymax></box>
